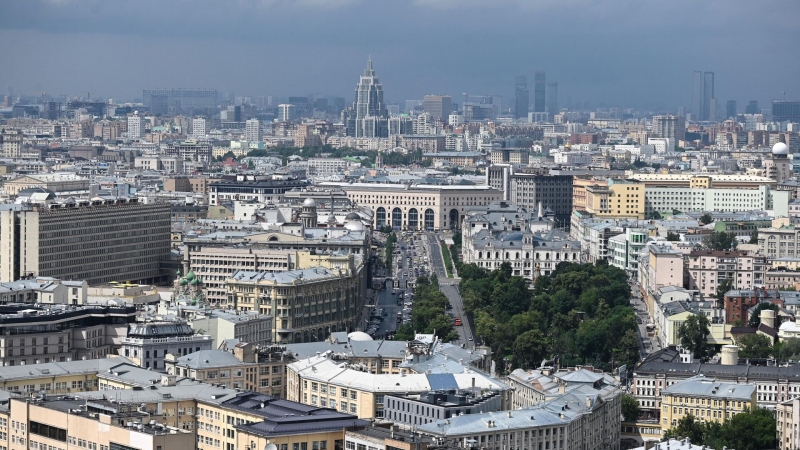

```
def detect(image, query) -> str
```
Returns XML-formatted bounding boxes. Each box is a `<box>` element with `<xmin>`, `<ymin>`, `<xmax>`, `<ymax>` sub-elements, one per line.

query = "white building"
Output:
<box><xmin>307</xmin><ymin>157</ymin><xmax>349</xmax><ymax>176</ymax></box>
<box><xmin>191</xmin><ymin>117</ymin><xmax>206</xmax><ymax>139</ymax></box>
<box><xmin>278</xmin><ymin>104</ymin><xmax>296</xmax><ymax>122</ymax></box>
<box><xmin>245</xmin><ymin>118</ymin><xmax>261</xmax><ymax>142</ymax></box>
<box><xmin>127</xmin><ymin>112</ymin><xmax>142</xmax><ymax>139</ymax></box>
<box><xmin>644</xmin><ymin>185</ymin><xmax>789</xmax><ymax>217</ymax></box>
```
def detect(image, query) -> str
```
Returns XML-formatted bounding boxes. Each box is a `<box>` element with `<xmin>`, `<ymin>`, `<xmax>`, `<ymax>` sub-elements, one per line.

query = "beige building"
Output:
<box><xmin>3</xmin><ymin>174</ymin><xmax>89</xmax><ymax>196</ymax></box>
<box><xmin>287</xmin><ymin>353</ymin><xmax>510</xmax><ymax>420</ymax></box>
<box><xmin>686</xmin><ymin>250</ymin><xmax>766</xmax><ymax>299</ymax></box>
<box><xmin>489</xmin><ymin>149</ymin><xmax>529</xmax><ymax>165</ymax></box>
<box><xmin>0</xmin><ymin>198</ymin><xmax>171</xmax><ymax>285</ymax></box>
<box><xmin>0</xmin><ymin>129</ymin><xmax>22</xmax><ymax>158</ymax></box>
<box><xmin>320</xmin><ymin>182</ymin><xmax>502</xmax><ymax>230</ymax></box>
<box><xmin>165</xmin><ymin>342</ymin><xmax>290</xmax><ymax>397</ymax></box>
<box><xmin>226</xmin><ymin>259</ymin><xmax>364</xmax><ymax>344</ymax></box>
<box><xmin>163</xmin><ymin>177</ymin><xmax>209</xmax><ymax>194</ymax></box>
<box><xmin>777</xmin><ymin>397</ymin><xmax>800</xmax><ymax>450</ymax></box>
<box><xmin>660</xmin><ymin>375</ymin><xmax>756</xmax><ymax>430</ymax></box>
<box><xmin>628</xmin><ymin>173</ymin><xmax>777</xmax><ymax>190</ymax></box>
<box><xmin>582</xmin><ymin>179</ymin><xmax>645</xmax><ymax>219</ymax></box>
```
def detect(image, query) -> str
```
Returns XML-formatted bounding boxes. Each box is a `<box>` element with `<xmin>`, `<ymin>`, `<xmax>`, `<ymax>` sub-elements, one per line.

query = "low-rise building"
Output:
<box><xmin>188</xmin><ymin>310</ymin><xmax>273</xmax><ymax>348</ymax></box>
<box><xmin>686</xmin><ymin>250</ymin><xmax>767</xmax><ymax>300</ymax></box>
<box><xmin>118</xmin><ymin>321</ymin><xmax>213</xmax><ymax>370</ymax></box>
<box><xmin>506</xmin><ymin>366</ymin><xmax>622</xmax><ymax>410</ymax></box>
<box><xmin>660</xmin><ymin>375</ymin><xmax>756</xmax><ymax>429</ymax></box>
<box><xmin>384</xmin><ymin>390</ymin><xmax>504</xmax><ymax>428</ymax></box>
<box><xmin>777</xmin><ymin>397</ymin><xmax>800</xmax><ymax>450</ymax></box>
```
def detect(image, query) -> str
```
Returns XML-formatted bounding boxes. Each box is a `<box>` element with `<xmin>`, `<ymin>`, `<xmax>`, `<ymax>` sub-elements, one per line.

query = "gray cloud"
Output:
<box><xmin>0</xmin><ymin>0</ymin><xmax>798</xmax><ymax>110</ymax></box>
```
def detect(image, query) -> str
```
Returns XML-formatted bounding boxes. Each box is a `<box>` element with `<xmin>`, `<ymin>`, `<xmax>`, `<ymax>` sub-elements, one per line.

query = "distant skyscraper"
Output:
<box><xmin>692</xmin><ymin>71</ymin><xmax>703</xmax><ymax>120</ymax></box>
<box><xmin>423</xmin><ymin>95</ymin><xmax>453</xmax><ymax>123</ymax></box>
<box><xmin>405</xmin><ymin>100</ymin><xmax>423</xmax><ymax>113</ymax></box>
<box><xmin>709</xmin><ymin>98</ymin><xmax>717</xmax><ymax>122</ymax></box>
<box><xmin>773</xmin><ymin>101</ymin><xmax>800</xmax><ymax>122</ymax></box>
<box><xmin>652</xmin><ymin>115</ymin><xmax>686</xmax><ymax>147</ymax></box>
<box><xmin>546</xmin><ymin>82</ymin><xmax>558</xmax><ymax>116</ymax></box>
<box><xmin>278</xmin><ymin>104</ymin><xmax>296</xmax><ymax>122</ymax></box>
<box><xmin>191</xmin><ymin>118</ymin><xmax>206</xmax><ymax>138</ymax></box>
<box><xmin>245</xmin><ymin>118</ymin><xmax>261</xmax><ymax>142</ymax></box>
<box><xmin>703</xmin><ymin>72</ymin><xmax>715</xmax><ymax>121</ymax></box>
<box><xmin>534</xmin><ymin>71</ymin><xmax>546</xmax><ymax>113</ymax></box>
<box><xmin>354</xmin><ymin>57</ymin><xmax>387</xmax><ymax>137</ymax></box>
<box><xmin>745</xmin><ymin>101</ymin><xmax>760</xmax><ymax>115</ymax></box>
<box><xmin>127</xmin><ymin>112</ymin><xmax>142</xmax><ymax>140</ymax></box>
<box><xmin>726</xmin><ymin>100</ymin><xmax>737</xmax><ymax>119</ymax></box>
<box><xmin>142</xmin><ymin>88</ymin><xmax>217</xmax><ymax>115</ymax></box>
<box><xmin>514</xmin><ymin>76</ymin><xmax>529</xmax><ymax>119</ymax></box>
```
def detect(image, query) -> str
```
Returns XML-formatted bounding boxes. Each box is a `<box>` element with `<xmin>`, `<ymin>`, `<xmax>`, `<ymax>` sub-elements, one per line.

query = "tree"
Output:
<box><xmin>715</xmin><ymin>279</ymin><xmax>734</xmax><ymax>307</ymax></box>
<box><xmin>779</xmin><ymin>338</ymin><xmax>800</xmax><ymax>361</ymax></box>
<box><xmin>748</xmin><ymin>302</ymin><xmax>779</xmax><ymax>327</ymax></box>
<box><xmin>613</xmin><ymin>329</ymin><xmax>642</xmax><ymax>372</ymax></box>
<box><xmin>651</xmin><ymin>211</ymin><xmax>663</xmax><ymax>220</ymax></box>
<box><xmin>620</xmin><ymin>393</ymin><xmax>641</xmax><ymax>422</ymax></box>
<box><xmin>748</xmin><ymin>230</ymin><xmax>759</xmax><ymax>244</ymax></box>
<box><xmin>666</xmin><ymin>231</ymin><xmax>680</xmax><ymax>241</ymax></box>
<box><xmin>699</xmin><ymin>213</ymin><xmax>713</xmax><ymax>225</ymax></box>
<box><xmin>512</xmin><ymin>329</ymin><xmax>549</xmax><ymax>369</ymax></box>
<box><xmin>706</xmin><ymin>407</ymin><xmax>777</xmax><ymax>450</ymax></box>
<box><xmin>737</xmin><ymin>333</ymin><xmax>773</xmax><ymax>359</ymax></box>
<box><xmin>703</xmin><ymin>231</ymin><xmax>738</xmax><ymax>251</ymax></box>
<box><xmin>663</xmin><ymin>414</ymin><xmax>705</xmax><ymax>444</ymax></box>
<box><xmin>677</xmin><ymin>314</ymin><xmax>711</xmax><ymax>361</ymax></box>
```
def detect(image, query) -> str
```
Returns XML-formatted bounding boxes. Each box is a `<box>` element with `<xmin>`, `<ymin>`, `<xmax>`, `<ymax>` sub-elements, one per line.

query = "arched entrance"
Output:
<box><xmin>424</xmin><ymin>209</ymin><xmax>435</xmax><ymax>230</ymax></box>
<box><xmin>408</xmin><ymin>208</ymin><xmax>419</xmax><ymax>229</ymax></box>
<box><xmin>448</xmin><ymin>209</ymin><xmax>459</xmax><ymax>229</ymax></box>
<box><xmin>391</xmin><ymin>208</ymin><xmax>402</xmax><ymax>229</ymax></box>
<box><xmin>376</xmin><ymin>207</ymin><xmax>386</xmax><ymax>227</ymax></box>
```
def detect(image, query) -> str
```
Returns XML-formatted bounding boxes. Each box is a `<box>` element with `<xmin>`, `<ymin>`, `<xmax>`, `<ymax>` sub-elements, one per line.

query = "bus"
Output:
<box><xmin>454</xmin><ymin>317</ymin><xmax>462</xmax><ymax>326</ymax></box>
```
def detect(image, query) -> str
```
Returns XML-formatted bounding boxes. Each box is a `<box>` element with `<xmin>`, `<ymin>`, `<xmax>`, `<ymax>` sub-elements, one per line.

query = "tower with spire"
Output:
<box><xmin>349</xmin><ymin>57</ymin><xmax>389</xmax><ymax>138</ymax></box>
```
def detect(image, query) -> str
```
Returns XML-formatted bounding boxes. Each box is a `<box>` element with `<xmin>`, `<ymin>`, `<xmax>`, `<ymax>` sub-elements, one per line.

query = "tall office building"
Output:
<box><xmin>142</xmin><ymin>88</ymin><xmax>217</xmax><ymax>115</ymax></box>
<box><xmin>652</xmin><ymin>115</ymin><xmax>686</xmax><ymax>146</ymax></box>
<box><xmin>127</xmin><ymin>112</ymin><xmax>142</xmax><ymax>139</ymax></box>
<box><xmin>692</xmin><ymin>71</ymin><xmax>704</xmax><ymax>120</ymax></box>
<box><xmin>278</xmin><ymin>104</ymin><xmax>296</xmax><ymax>121</ymax></box>
<box><xmin>514</xmin><ymin>76</ymin><xmax>529</xmax><ymax>119</ymax></box>
<box><xmin>0</xmin><ymin>199</ymin><xmax>171</xmax><ymax>285</ymax></box>
<box><xmin>546</xmin><ymin>82</ymin><xmax>558</xmax><ymax>116</ymax></box>
<box><xmin>191</xmin><ymin>117</ymin><xmax>206</xmax><ymax>138</ymax></box>
<box><xmin>354</xmin><ymin>57</ymin><xmax>387</xmax><ymax>137</ymax></box>
<box><xmin>726</xmin><ymin>100</ymin><xmax>737</xmax><ymax>119</ymax></box>
<box><xmin>245</xmin><ymin>118</ymin><xmax>261</xmax><ymax>142</ymax></box>
<box><xmin>773</xmin><ymin>101</ymin><xmax>800</xmax><ymax>122</ymax></box>
<box><xmin>534</xmin><ymin>71</ymin><xmax>546</xmax><ymax>112</ymax></box>
<box><xmin>423</xmin><ymin>95</ymin><xmax>453</xmax><ymax>124</ymax></box>
<box><xmin>703</xmin><ymin>71</ymin><xmax>715</xmax><ymax>121</ymax></box>
<box><xmin>745</xmin><ymin>100</ymin><xmax>760</xmax><ymax>114</ymax></box>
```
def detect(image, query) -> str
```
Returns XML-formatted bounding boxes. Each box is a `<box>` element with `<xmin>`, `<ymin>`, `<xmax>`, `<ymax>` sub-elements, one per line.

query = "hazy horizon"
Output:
<box><xmin>1</xmin><ymin>0</ymin><xmax>798</xmax><ymax>111</ymax></box>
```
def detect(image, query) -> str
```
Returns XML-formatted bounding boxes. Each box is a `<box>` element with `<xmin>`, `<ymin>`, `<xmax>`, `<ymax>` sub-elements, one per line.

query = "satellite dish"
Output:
<box><xmin>266</xmin><ymin>444</ymin><xmax>278</xmax><ymax>450</ymax></box>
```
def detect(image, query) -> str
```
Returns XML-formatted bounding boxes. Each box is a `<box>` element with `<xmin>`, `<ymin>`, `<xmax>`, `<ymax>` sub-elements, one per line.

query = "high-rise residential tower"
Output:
<box><xmin>692</xmin><ymin>71</ymin><xmax>703</xmax><ymax>120</ymax></box>
<box><xmin>245</xmin><ymin>118</ymin><xmax>261</xmax><ymax>142</ymax></box>
<box><xmin>191</xmin><ymin>117</ymin><xmax>206</xmax><ymax>138</ymax></box>
<box><xmin>127</xmin><ymin>112</ymin><xmax>142</xmax><ymax>140</ymax></box>
<box><xmin>534</xmin><ymin>71</ymin><xmax>546</xmax><ymax>112</ymax></box>
<box><xmin>652</xmin><ymin>115</ymin><xmax>686</xmax><ymax>147</ymax></box>
<box><xmin>745</xmin><ymin>100</ymin><xmax>760</xmax><ymax>114</ymax></box>
<box><xmin>514</xmin><ymin>76</ymin><xmax>529</xmax><ymax>119</ymax></box>
<box><xmin>703</xmin><ymin>71</ymin><xmax>715</xmax><ymax>121</ymax></box>
<box><xmin>423</xmin><ymin>95</ymin><xmax>453</xmax><ymax>124</ymax></box>
<box><xmin>546</xmin><ymin>82</ymin><xmax>558</xmax><ymax>117</ymax></box>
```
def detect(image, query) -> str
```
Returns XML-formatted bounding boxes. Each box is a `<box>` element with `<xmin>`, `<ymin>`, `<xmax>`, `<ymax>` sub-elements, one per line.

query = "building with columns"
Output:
<box><xmin>319</xmin><ymin>182</ymin><xmax>503</xmax><ymax>230</ymax></box>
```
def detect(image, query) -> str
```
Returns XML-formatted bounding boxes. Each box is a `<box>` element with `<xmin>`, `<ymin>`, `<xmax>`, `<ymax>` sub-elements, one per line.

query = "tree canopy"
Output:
<box><xmin>459</xmin><ymin>261</ymin><xmax>636</xmax><ymax>373</ymax></box>
<box><xmin>737</xmin><ymin>333</ymin><xmax>773</xmax><ymax>359</ymax></box>
<box><xmin>748</xmin><ymin>302</ymin><xmax>779</xmax><ymax>328</ymax></box>
<box><xmin>677</xmin><ymin>315</ymin><xmax>711</xmax><ymax>361</ymax></box>
<box><xmin>663</xmin><ymin>409</ymin><xmax>776</xmax><ymax>450</ymax></box>
<box><xmin>699</xmin><ymin>213</ymin><xmax>713</xmax><ymax>225</ymax></box>
<box><xmin>702</xmin><ymin>231</ymin><xmax>737</xmax><ymax>251</ymax></box>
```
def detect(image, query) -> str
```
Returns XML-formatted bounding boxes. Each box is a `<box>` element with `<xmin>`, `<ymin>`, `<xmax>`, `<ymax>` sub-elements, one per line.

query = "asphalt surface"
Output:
<box><xmin>630</xmin><ymin>286</ymin><xmax>661</xmax><ymax>358</ymax></box>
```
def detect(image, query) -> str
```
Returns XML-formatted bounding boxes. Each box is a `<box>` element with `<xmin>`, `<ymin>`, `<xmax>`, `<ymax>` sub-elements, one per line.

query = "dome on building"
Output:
<box><xmin>345</xmin><ymin>212</ymin><xmax>361</xmax><ymax>221</ymax></box>
<box><xmin>707</xmin><ymin>160</ymin><xmax>715</xmax><ymax>166</ymax></box>
<box><xmin>667</xmin><ymin>161</ymin><xmax>675</xmax><ymax>167</ymax></box>
<box><xmin>185</xmin><ymin>270</ymin><xmax>196</xmax><ymax>281</ymax></box>
<box><xmin>327</xmin><ymin>213</ymin><xmax>337</xmax><ymax>223</ymax></box>
<box><xmin>344</xmin><ymin>220</ymin><xmax>365</xmax><ymax>231</ymax></box>
<box><xmin>179</xmin><ymin>278</ymin><xmax>188</xmax><ymax>286</ymax></box>
<box><xmin>347</xmin><ymin>331</ymin><xmax>373</xmax><ymax>341</ymax></box>
<box><xmin>773</xmin><ymin>142</ymin><xmax>789</xmax><ymax>155</ymax></box>
<box><xmin>303</xmin><ymin>198</ymin><xmax>317</xmax><ymax>207</ymax></box>
<box><xmin>190</xmin><ymin>278</ymin><xmax>201</xmax><ymax>286</ymax></box>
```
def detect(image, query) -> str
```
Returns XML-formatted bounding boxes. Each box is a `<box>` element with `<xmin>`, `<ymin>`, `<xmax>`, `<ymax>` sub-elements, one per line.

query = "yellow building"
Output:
<box><xmin>660</xmin><ymin>375</ymin><xmax>756</xmax><ymax>429</ymax></box>
<box><xmin>583</xmin><ymin>179</ymin><xmax>645</xmax><ymax>219</ymax></box>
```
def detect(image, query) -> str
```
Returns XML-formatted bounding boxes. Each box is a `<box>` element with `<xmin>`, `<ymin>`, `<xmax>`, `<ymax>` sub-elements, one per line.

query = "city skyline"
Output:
<box><xmin>1</xmin><ymin>0</ymin><xmax>798</xmax><ymax>111</ymax></box>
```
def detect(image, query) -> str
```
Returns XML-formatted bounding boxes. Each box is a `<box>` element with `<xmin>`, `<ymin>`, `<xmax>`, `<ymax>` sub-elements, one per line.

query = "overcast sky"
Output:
<box><xmin>0</xmin><ymin>0</ymin><xmax>798</xmax><ymax>111</ymax></box>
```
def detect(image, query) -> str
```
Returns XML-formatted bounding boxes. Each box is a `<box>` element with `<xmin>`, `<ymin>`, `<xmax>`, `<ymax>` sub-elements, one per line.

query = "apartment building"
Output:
<box><xmin>0</xmin><ymin>198</ymin><xmax>171</xmax><ymax>285</ymax></box>
<box><xmin>8</xmin><ymin>396</ymin><xmax>194</xmax><ymax>450</ymax></box>
<box><xmin>686</xmin><ymin>250</ymin><xmax>767</xmax><ymax>299</ymax></box>
<box><xmin>416</xmin><ymin>390</ymin><xmax>621</xmax><ymax>450</ymax></box>
<box><xmin>581</xmin><ymin>179</ymin><xmax>646</xmax><ymax>219</ymax></box>
<box><xmin>384</xmin><ymin>390</ymin><xmax>504</xmax><ymax>428</ymax></box>
<box><xmin>506</xmin><ymin>366</ymin><xmax>622</xmax><ymax>410</ymax></box>
<box><xmin>659</xmin><ymin>375</ymin><xmax>756</xmax><ymax>429</ymax></box>
<box><xmin>485</xmin><ymin>165</ymin><xmax>573</xmax><ymax>220</ymax></box>
<box><xmin>321</xmin><ymin>182</ymin><xmax>503</xmax><ymax>230</ymax></box>
<box><xmin>0</xmin><ymin>277</ymin><xmax>86</xmax><ymax>305</ymax></box>
<box><xmin>644</xmin><ymin>185</ymin><xmax>788</xmax><ymax>217</ymax></box>
<box><xmin>226</xmin><ymin>262</ymin><xmax>364</xmax><ymax>344</ymax></box>
<box><xmin>165</xmin><ymin>139</ymin><xmax>212</xmax><ymax>162</ymax></box>
<box><xmin>286</xmin><ymin>353</ymin><xmax>510</xmax><ymax>420</ymax></box>
<box><xmin>307</xmin><ymin>158</ymin><xmax>349</xmax><ymax>176</ymax></box>
<box><xmin>208</xmin><ymin>178</ymin><xmax>308</xmax><ymax>206</ymax></box>
<box><xmin>134</xmin><ymin>155</ymin><xmax>183</xmax><ymax>173</ymax></box>
<box><xmin>117</xmin><ymin>321</ymin><xmax>213</xmax><ymax>370</ymax></box>
<box><xmin>188</xmin><ymin>310</ymin><xmax>273</xmax><ymax>347</ymax></box>
<box><xmin>637</xmin><ymin>243</ymin><xmax>685</xmax><ymax>303</ymax></box>
<box><xmin>0</xmin><ymin>304</ymin><xmax>136</xmax><ymax>366</ymax></box>
<box><xmin>759</xmin><ymin>224</ymin><xmax>800</xmax><ymax>259</ymax></box>
<box><xmin>608</xmin><ymin>227</ymin><xmax>648</xmax><ymax>277</ymax></box>
<box><xmin>163</xmin><ymin>177</ymin><xmax>209</xmax><ymax>194</ymax></box>
<box><xmin>164</xmin><ymin>342</ymin><xmax>291</xmax><ymax>397</ymax></box>
<box><xmin>489</xmin><ymin>149</ymin><xmax>529</xmax><ymax>165</ymax></box>
<box><xmin>0</xmin><ymin>129</ymin><xmax>22</xmax><ymax>158</ymax></box>
<box><xmin>777</xmin><ymin>397</ymin><xmax>800</xmax><ymax>450</ymax></box>
<box><xmin>723</xmin><ymin>288</ymin><xmax>782</xmax><ymax>325</ymax></box>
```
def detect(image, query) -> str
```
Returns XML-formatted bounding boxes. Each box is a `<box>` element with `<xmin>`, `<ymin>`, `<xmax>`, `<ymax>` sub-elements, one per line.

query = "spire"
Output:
<box><xmin>368</xmin><ymin>55</ymin><xmax>372</xmax><ymax>70</ymax></box>
<box><xmin>537</xmin><ymin>201</ymin><xmax>543</xmax><ymax>219</ymax></box>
